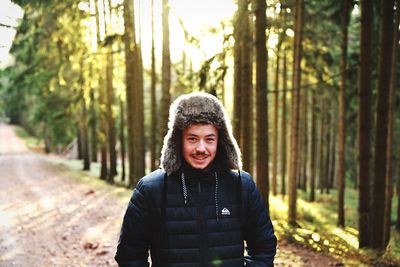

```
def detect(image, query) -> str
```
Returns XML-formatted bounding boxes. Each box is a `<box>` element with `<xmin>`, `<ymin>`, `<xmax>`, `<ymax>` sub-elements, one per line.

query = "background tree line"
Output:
<box><xmin>1</xmin><ymin>0</ymin><xmax>400</xmax><ymax>254</ymax></box>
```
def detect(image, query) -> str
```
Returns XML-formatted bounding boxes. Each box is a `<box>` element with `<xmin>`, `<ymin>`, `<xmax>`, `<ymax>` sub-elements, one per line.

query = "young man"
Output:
<box><xmin>115</xmin><ymin>92</ymin><xmax>277</xmax><ymax>267</ymax></box>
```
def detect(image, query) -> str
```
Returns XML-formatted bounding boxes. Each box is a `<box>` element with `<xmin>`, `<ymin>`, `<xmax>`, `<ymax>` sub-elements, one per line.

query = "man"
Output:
<box><xmin>115</xmin><ymin>92</ymin><xmax>277</xmax><ymax>267</ymax></box>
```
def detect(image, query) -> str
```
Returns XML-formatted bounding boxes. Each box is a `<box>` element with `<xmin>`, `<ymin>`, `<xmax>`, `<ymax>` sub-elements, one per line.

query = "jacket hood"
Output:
<box><xmin>160</xmin><ymin>92</ymin><xmax>242</xmax><ymax>175</ymax></box>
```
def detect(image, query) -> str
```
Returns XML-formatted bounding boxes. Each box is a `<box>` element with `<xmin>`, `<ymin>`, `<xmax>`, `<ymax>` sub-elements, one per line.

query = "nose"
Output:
<box><xmin>195</xmin><ymin>140</ymin><xmax>206</xmax><ymax>152</ymax></box>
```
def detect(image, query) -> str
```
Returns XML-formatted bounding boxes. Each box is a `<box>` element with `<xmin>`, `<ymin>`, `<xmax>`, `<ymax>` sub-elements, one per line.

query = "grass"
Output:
<box><xmin>13</xmin><ymin>124</ymin><xmax>132</xmax><ymax>201</ymax></box>
<box><xmin>45</xmin><ymin>156</ymin><xmax>132</xmax><ymax>201</ymax></box>
<box><xmin>269</xmin><ymin>188</ymin><xmax>400</xmax><ymax>266</ymax></box>
<box><xmin>13</xmin><ymin>125</ymin><xmax>44</xmax><ymax>151</ymax></box>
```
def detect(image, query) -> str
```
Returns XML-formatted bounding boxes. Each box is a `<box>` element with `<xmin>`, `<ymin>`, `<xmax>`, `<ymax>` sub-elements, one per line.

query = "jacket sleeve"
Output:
<box><xmin>115</xmin><ymin>179</ymin><xmax>151</xmax><ymax>267</ymax></box>
<box><xmin>243</xmin><ymin>176</ymin><xmax>277</xmax><ymax>267</ymax></box>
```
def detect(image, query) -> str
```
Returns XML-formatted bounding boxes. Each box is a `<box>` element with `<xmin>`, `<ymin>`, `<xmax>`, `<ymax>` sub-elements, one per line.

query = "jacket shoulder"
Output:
<box><xmin>226</xmin><ymin>169</ymin><xmax>254</xmax><ymax>186</ymax></box>
<box><xmin>135</xmin><ymin>168</ymin><xmax>166</xmax><ymax>191</ymax></box>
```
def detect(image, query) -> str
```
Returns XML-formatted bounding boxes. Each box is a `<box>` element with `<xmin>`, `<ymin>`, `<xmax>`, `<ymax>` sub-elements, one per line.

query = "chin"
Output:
<box><xmin>190</xmin><ymin>164</ymin><xmax>205</xmax><ymax>169</ymax></box>
<box><xmin>192</xmin><ymin>162</ymin><xmax>211</xmax><ymax>170</ymax></box>
<box><xmin>195</xmin><ymin>165</ymin><xmax>207</xmax><ymax>169</ymax></box>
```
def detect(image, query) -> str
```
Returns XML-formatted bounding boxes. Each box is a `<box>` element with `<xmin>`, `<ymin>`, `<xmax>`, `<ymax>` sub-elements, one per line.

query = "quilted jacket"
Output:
<box><xmin>115</xmin><ymin>165</ymin><xmax>277</xmax><ymax>267</ymax></box>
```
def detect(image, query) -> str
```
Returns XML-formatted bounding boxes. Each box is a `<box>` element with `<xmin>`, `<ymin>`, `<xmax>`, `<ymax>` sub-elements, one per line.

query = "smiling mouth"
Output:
<box><xmin>192</xmin><ymin>155</ymin><xmax>208</xmax><ymax>161</ymax></box>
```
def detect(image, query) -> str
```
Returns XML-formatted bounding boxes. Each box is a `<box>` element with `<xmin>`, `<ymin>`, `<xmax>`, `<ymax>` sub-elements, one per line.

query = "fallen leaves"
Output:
<box><xmin>83</xmin><ymin>242</ymin><xmax>99</xmax><ymax>250</ymax></box>
<box><xmin>83</xmin><ymin>241</ymin><xmax>109</xmax><ymax>257</ymax></box>
<box><xmin>96</xmin><ymin>251</ymin><xmax>109</xmax><ymax>256</ymax></box>
<box><xmin>85</xmin><ymin>190</ymin><xmax>95</xmax><ymax>196</ymax></box>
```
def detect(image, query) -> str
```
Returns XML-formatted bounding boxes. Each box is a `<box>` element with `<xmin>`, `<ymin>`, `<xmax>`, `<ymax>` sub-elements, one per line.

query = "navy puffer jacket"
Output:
<box><xmin>115</xmin><ymin>166</ymin><xmax>277</xmax><ymax>267</ymax></box>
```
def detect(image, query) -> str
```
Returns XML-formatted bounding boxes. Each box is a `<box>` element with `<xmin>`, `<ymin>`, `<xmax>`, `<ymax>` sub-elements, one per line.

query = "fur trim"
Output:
<box><xmin>160</xmin><ymin>92</ymin><xmax>242</xmax><ymax>175</ymax></box>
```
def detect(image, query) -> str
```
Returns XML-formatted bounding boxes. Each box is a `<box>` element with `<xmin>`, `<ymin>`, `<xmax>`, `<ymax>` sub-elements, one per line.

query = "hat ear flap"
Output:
<box><xmin>217</xmin><ymin>127</ymin><xmax>242</xmax><ymax>170</ymax></box>
<box><xmin>160</xmin><ymin>129</ymin><xmax>182</xmax><ymax>175</ymax></box>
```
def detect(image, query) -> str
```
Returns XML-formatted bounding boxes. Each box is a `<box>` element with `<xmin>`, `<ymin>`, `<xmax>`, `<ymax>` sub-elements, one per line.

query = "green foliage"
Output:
<box><xmin>173</xmin><ymin>28</ymin><xmax>232</xmax><ymax>99</ymax></box>
<box><xmin>2</xmin><ymin>0</ymin><xmax>92</xmax><ymax>150</ymax></box>
<box><xmin>270</xmin><ymin>189</ymin><xmax>400</xmax><ymax>266</ymax></box>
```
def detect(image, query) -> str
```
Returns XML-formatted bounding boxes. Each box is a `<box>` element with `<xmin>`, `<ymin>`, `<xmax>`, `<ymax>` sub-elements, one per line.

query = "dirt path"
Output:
<box><xmin>0</xmin><ymin>123</ymin><xmax>343</xmax><ymax>267</ymax></box>
<box><xmin>0</xmin><ymin>123</ymin><xmax>128</xmax><ymax>267</ymax></box>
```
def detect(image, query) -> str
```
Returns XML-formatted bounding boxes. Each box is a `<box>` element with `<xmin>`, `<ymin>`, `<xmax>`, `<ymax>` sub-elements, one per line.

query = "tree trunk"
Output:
<box><xmin>288</xmin><ymin>0</ymin><xmax>304</xmax><ymax>226</ymax></box>
<box><xmin>254</xmin><ymin>0</ymin><xmax>269</xmax><ymax>207</ymax></box>
<box><xmin>43</xmin><ymin>124</ymin><xmax>51</xmax><ymax>154</ymax></box>
<box><xmin>99</xmin><ymin>75</ymin><xmax>108</xmax><ymax>180</ymax></box>
<box><xmin>119</xmin><ymin>97</ymin><xmax>126</xmax><ymax>182</ymax></box>
<box><xmin>160</xmin><ymin>0</ymin><xmax>171</xmax><ymax>148</ymax></box>
<box><xmin>78</xmin><ymin>59</ymin><xmax>90</xmax><ymax>171</ymax></box>
<box><xmin>300</xmin><ymin>85</ymin><xmax>308</xmax><ymax>191</ymax></box>
<box><xmin>90</xmin><ymin>86</ymin><xmax>98</xmax><ymax>163</ymax></box>
<box><xmin>77</xmin><ymin>126</ymin><xmax>83</xmax><ymax>160</ymax></box>
<box><xmin>358</xmin><ymin>0</ymin><xmax>373</xmax><ymax>248</ymax></box>
<box><xmin>133</xmin><ymin>43</ymin><xmax>145</xmax><ymax>180</ymax></box>
<box><xmin>272</xmin><ymin>43</ymin><xmax>280</xmax><ymax>196</ymax></box>
<box><xmin>94</xmin><ymin>0</ymin><xmax>108</xmax><ymax>180</ymax></box>
<box><xmin>150</xmin><ymin>0</ymin><xmax>157</xmax><ymax>171</ymax></box>
<box><xmin>87</xmin><ymin>49</ymin><xmax>97</xmax><ymax>163</ymax></box>
<box><xmin>81</xmin><ymin>113</ymin><xmax>90</xmax><ymax>170</ymax></box>
<box><xmin>239</xmin><ymin>0</ymin><xmax>252</xmax><ymax>173</ymax></box>
<box><xmin>106</xmin><ymin>0</ymin><xmax>117</xmax><ymax>181</ymax></box>
<box><xmin>296</xmin><ymin>99</ymin><xmax>302</xmax><ymax>190</ymax></box>
<box><xmin>371</xmin><ymin>0</ymin><xmax>394</xmax><ymax>249</ymax></box>
<box><xmin>397</xmin><ymin>164</ymin><xmax>400</xmax><ymax>231</ymax></box>
<box><xmin>106</xmin><ymin>51</ymin><xmax>117</xmax><ymax>182</ymax></box>
<box><xmin>324</xmin><ymin>103</ymin><xmax>331</xmax><ymax>194</ymax></box>
<box><xmin>309</xmin><ymin>89</ymin><xmax>317</xmax><ymax>201</ymax></box>
<box><xmin>280</xmin><ymin>48</ymin><xmax>288</xmax><ymax>196</ymax></box>
<box><xmin>383</xmin><ymin>0</ymin><xmax>400</xmax><ymax>247</ymax></box>
<box><xmin>297</xmin><ymin>87</ymin><xmax>304</xmax><ymax>190</ymax></box>
<box><xmin>318</xmin><ymin>94</ymin><xmax>326</xmax><ymax>194</ymax></box>
<box><xmin>337</xmin><ymin>0</ymin><xmax>350</xmax><ymax>228</ymax></box>
<box><xmin>80</xmin><ymin>87</ymin><xmax>90</xmax><ymax>171</ymax></box>
<box><xmin>304</xmin><ymin>88</ymin><xmax>310</xmax><ymax>191</ymax></box>
<box><xmin>220</xmin><ymin>56</ymin><xmax>226</xmax><ymax>107</ymax></box>
<box><xmin>123</xmin><ymin>0</ymin><xmax>137</xmax><ymax>187</ymax></box>
<box><xmin>329</xmin><ymin>121</ymin><xmax>336</xmax><ymax>190</ymax></box>
<box><xmin>233</xmin><ymin>2</ymin><xmax>243</xmax><ymax>144</ymax></box>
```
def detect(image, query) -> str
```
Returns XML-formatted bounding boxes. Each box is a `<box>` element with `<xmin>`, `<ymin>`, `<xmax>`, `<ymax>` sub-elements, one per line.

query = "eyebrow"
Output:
<box><xmin>186</xmin><ymin>133</ymin><xmax>217</xmax><ymax>137</ymax></box>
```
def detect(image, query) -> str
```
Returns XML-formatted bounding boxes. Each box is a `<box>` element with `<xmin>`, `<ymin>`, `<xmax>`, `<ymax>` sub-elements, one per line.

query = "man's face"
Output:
<box><xmin>182</xmin><ymin>124</ymin><xmax>218</xmax><ymax>170</ymax></box>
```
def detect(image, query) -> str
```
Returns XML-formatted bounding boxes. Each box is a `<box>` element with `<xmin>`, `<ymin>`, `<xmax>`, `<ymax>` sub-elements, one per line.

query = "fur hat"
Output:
<box><xmin>160</xmin><ymin>92</ymin><xmax>242</xmax><ymax>175</ymax></box>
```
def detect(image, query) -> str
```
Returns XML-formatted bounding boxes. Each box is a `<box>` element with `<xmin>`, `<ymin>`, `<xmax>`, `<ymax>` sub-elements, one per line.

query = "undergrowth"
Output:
<box><xmin>270</xmin><ymin>190</ymin><xmax>400</xmax><ymax>266</ymax></box>
<box><xmin>13</xmin><ymin>125</ymin><xmax>43</xmax><ymax>150</ymax></box>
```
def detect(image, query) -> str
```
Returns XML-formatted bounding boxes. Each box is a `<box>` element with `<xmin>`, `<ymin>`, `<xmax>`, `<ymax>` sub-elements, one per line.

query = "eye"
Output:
<box><xmin>206</xmin><ymin>138</ymin><xmax>216</xmax><ymax>143</ymax></box>
<box><xmin>187</xmin><ymin>137</ymin><xmax>197</xmax><ymax>142</ymax></box>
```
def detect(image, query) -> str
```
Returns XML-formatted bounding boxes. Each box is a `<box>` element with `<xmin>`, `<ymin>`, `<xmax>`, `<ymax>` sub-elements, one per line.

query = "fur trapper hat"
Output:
<box><xmin>160</xmin><ymin>92</ymin><xmax>242</xmax><ymax>175</ymax></box>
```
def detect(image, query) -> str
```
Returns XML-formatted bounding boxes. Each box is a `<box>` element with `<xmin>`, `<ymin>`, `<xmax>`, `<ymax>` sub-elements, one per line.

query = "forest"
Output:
<box><xmin>1</xmin><ymin>0</ymin><xmax>400</xmax><ymax>266</ymax></box>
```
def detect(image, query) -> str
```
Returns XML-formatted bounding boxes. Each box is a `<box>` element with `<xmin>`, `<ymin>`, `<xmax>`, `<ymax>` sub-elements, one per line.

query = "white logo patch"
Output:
<box><xmin>221</xmin><ymin>208</ymin><xmax>230</xmax><ymax>216</ymax></box>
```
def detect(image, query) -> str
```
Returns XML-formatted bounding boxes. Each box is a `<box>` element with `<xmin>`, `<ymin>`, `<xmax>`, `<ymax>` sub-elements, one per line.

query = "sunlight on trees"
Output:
<box><xmin>1</xmin><ymin>0</ymin><xmax>400</xmax><ymax>265</ymax></box>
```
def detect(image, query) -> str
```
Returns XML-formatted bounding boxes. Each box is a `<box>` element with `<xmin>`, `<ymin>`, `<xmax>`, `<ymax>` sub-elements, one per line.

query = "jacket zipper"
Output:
<box><xmin>197</xmin><ymin>181</ymin><xmax>207</xmax><ymax>266</ymax></box>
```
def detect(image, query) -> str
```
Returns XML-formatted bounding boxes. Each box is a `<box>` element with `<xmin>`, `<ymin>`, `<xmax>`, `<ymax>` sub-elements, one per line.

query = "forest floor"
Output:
<box><xmin>0</xmin><ymin>122</ymin><xmax>345</xmax><ymax>267</ymax></box>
